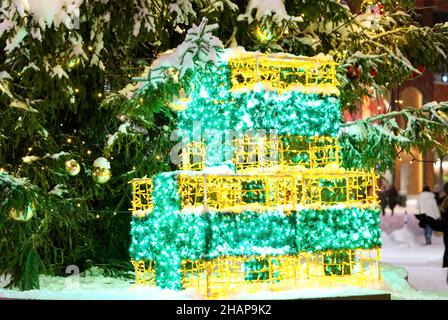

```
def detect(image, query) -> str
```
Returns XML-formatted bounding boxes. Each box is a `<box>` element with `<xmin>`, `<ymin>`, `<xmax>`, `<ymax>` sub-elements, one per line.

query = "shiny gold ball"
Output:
<box><xmin>93</xmin><ymin>168</ymin><xmax>111</xmax><ymax>184</ymax></box>
<box><xmin>9</xmin><ymin>205</ymin><xmax>35</xmax><ymax>222</ymax></box>
<box><xmin>65</xmin><ymin>159</ymin><xmax>81</xmax><ymax>176</ymax></box>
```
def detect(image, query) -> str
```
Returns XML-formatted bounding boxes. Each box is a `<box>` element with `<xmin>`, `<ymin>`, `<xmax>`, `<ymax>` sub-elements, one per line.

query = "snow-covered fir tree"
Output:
<box><xmin>0</xmin><ymin>0</ymin><xmax>447</xmax><ymax>290</ymax></box>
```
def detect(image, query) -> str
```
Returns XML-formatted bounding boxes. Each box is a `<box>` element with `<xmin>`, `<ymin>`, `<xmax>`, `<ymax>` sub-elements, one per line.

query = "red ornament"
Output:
<box><xmin>347</xmin><ymin>65</ymin><xmax>359</xmax><ymax>79</ymax></box>
<box><xmin>370</xmin><ymin>68</ymin><xmax>378</xmax><ymax>78</ymax></box>
<box><xmin>411</xmin><ymin>65</ymin><xmax>426</xmax><ymax>79</ymax></box>
<box><xmin>368</xmin><ymin>3</ymin><xmax>385</xmax><ymax>15</ymax></box>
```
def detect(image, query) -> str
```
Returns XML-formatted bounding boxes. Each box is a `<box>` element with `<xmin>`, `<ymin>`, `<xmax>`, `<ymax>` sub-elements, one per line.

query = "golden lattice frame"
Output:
<box><xmin>228</xmin><ymin>53</ymin><xmax>339</xmax><ymax>95</ymax></box>
<box><xmin>130</xmin><ymin>178</ymin><xmax>153</xmax><ymax>213</ymax></box>
<box><xmin>179</xmin><ymin>135</ymin><xmax>342</xmax><ymax>172</ymax></box>
<box><xmin>181</xmin><ymin>141</ymin><xmax>206</xmax><ymax>171</ymax></box>
<box><xmin>131</xmin><ymin>168</ymin><xmax>378</xmax><ymax>214</ymax></box>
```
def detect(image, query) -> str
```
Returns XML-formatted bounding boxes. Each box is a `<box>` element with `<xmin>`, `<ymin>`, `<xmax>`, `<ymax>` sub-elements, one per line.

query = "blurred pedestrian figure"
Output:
<box><xmin>417</xmin><ymin>186</ymin><xmax>441</xmax><ymax>245</ymax></box>
<box><xmin>379</xmin><ymin>184</ymin><xmax>387</xmax><ymax>216</ymax></box>
<box><xmin>438</xmin><ymin>182</ymin><xmax>448</xmax><ymax>206</ymax></box>
<box><xmin>434</xmin><ymin>184</ymin><xmax>442</xmax><ymax>206</ymax></box>
<box><xmin>386</xmin><ymin>185</ymin><xmax>399</xmax><ymax>215</ymax></box>
<box><xmin>416</xmin><ymin>182</ymin><xmax>448</xmax><ymax>282</ymax></box>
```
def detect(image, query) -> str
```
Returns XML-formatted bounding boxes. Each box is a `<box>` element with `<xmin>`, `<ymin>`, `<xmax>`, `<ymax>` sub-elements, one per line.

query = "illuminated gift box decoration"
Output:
<box><xmin>129</xmin><ymin>50</ymin><xmax>381</xmax><ymax>297</ymax></box>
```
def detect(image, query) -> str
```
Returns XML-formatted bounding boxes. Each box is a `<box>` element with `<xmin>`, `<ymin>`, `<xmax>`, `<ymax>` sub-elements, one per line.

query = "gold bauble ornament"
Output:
<box><xmin>93</xmin><ymin>167</ymin><xmax>112</xmax><ymax>184</ymax></box>
<box><xmin>65</xmin><ymin>159</ymin><xmax>81</xmax><ymax>176</ymax></box>
<box><xmin>9</xmin><ymin>205</ymin><xmax>35</xmax><ymax>222</ymax></box>
<box><xmin>168</xmin><ymin>87</ymin><xmax>190</xmax><ymax>111</ymax></box>
<box><xmin>93</xmin><ymin>157</ymin><xmax>111</xmax><ymax>184</ymax></box>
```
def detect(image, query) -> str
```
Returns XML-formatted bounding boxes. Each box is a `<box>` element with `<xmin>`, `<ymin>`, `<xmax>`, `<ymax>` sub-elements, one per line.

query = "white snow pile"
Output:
<box><xmin>1</xmin><ymin>263</ymin><xmax>447</xmax><ymax>300</ymax></box>
<box><xmin>107</xmin><ymin>133</ymin><xmax>118</xmax><ymax>147</ymax></box>
<box><xmin>389</xmin><ymin>225</ymin><xmax>418</xmax><ymax>248</ymax></box>
<box><xmin>0</xmin><ymin>273</ymin><xmax>201</xmax><ymax>300</ymax></box>
<box><xmin>49</xmin><ymin>151</ymin><xmax>70</xmax><ymax>159</ymax></box>
<box><xmin>4</xmin><ymin>27</ymin><xmax>28</xmax><ymax>53</ymax></box>
<box><xmin>168</xmin><ymin>0</ymin><xmax>196</xmax><ymax>27</ymax></box>
<box><xmin>51</xmin><ymin>65</ymin><xmax>69</xmax><ymax>79</ymax></box>
<box><xmin>381</xmin><ymin>263</ymin><xmax>448</xmax><ymax>300</ymax></box>
<box><xmin>22</xmin><ymin>155</ymin><xmax>40</xmax><ymax>164</ymax></box>
<box><xmin>22</xmin><ymin>0</ymin><xmax>81</xmax><ymax>30</ymax></box>
<box><xmin>238</xmin><ymin>0</ymin><xmax>301</xmax><ymax>24</ymax></box>
<box><xmin>49</xmin><ymin>184</ymin><xmax>68</xmax><ymax>197</ymax></box>
<box><xmin>148</xmin><ymin>18</ymin><xmax>223</xmax><ymax>87</ymax></box>
<box><xmin>202</xmin><ymin>164</ymin><xmax>235</xmax><ymax>175</ymax></box>
<box><xmin>345</xmin><ymin>123</ymin><xmax>367</xmax><ymax>141</ymax></box>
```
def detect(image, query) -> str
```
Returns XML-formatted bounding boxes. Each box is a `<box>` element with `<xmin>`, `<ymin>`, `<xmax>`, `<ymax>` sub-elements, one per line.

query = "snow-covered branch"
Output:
<box><xmin>340</xmin><ymin>102</ymin><xmax>448</xmax><ymax>172</ymax></box>
<box><xmin>147</xmin><ymin>18</ymin><xmax>224</xmax><ymax>87</ymax></box>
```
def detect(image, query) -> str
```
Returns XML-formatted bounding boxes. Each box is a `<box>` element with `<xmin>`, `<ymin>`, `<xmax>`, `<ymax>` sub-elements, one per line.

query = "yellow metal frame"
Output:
<box><xmin>234</xmin><ymin>135</ymin><xmax>279</xmax><ymax>170</ymax></box>
<box><xmin>130</xmin><ymin>178</ymin><xmax>153</xmax><ymax>213</ymax></box>
<box><xmin>131</xmin><ymin>168</ymin><xmax>378</xmax><ymax>214</ymax></box>
<box><xmin>181</xmin><ymin>141</ymin><xmax>206</xmax><ymax>171</ymax></box>
<box><xmin>132</xmin><ymin>248</ymin><xmax>381</xmax><ymax>298</ymax></box>
<box><xmin>180</xmin><ymin>135</ymin><xmax>341</xmax><ymax>172</ymax></box>
<box><xmin>177</xmin><ymin>170</ymin><xmax>377</xmax><ymax>212</ymax></box>
<box><xmin>130</xmin><ymin>134</ymin><xmax>378</xmax><ymax>214</ymax></box>
<box><xmin>131</xmin><ymin>259</ymin><xmax>155</xmax><ymax>286</ymax></box>
<box><xmin>228</xmin><ymin>52</ymin><xmax>339</xmax><ymax>95</ymax></box>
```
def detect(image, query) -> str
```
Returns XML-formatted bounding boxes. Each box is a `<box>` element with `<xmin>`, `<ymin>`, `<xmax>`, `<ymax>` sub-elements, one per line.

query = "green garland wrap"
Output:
<box><xmin>177</xmin><ymin>64</ymin><xmax>341</xmax><ymax>137</ymax></box>
<box><xmin>129</xmin><ymin>173</ymin><xmax>381</xmax><ymax>290</ymax></box>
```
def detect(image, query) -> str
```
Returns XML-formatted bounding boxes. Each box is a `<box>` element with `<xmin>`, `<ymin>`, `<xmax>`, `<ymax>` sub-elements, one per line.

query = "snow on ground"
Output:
<box><xmin>1</xmin><ymin>197</ymin><xmax>447</xmax><ymax>300</ymax></box>
<box><xmin>0</xmin><ymin>273</ymin><xmax>201</xmax><ymax>300</ymax></box>
<box><xmin>380</xmin><ymin>198</ymin><xmax>448</xmax><ymax>295</ymax></box>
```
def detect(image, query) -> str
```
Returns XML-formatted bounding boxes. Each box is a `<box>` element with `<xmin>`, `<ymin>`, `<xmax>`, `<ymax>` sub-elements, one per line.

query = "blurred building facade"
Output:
<box><xmin>349</xmin><ymin>1</ymin><xmax>448</xmax><ymax>196</ymax></box>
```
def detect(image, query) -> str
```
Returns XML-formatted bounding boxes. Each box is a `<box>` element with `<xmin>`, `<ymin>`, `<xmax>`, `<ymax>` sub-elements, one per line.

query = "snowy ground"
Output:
<box><xmin>1</xmin><ymin>198</ymin><xmax>447</xmax><ymax>300</ymax></box>
<box><xmin>380</xmin><ymin>198</ymin><xmax>448</xmax><ymax>296</ymax></box>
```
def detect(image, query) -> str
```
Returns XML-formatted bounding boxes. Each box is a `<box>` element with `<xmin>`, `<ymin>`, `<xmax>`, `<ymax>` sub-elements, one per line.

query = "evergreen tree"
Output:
<box><xmin>0</xmin><ymin>0</ymin><xmax>447</xmax><ymax>290</ymax></box>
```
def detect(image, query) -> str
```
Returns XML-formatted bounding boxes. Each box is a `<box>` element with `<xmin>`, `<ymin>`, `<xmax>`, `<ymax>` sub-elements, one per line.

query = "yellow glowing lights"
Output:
<box><xmin>254</xmin><ymin>26</ymin><xmax>273</xmax><ymax>43</ymax></box>
<box><xmin>181</xmin><ymin>141</ymin><xmax>206</xmax><ymax>171</ymax></box>
<box><xmin>131</xmin><ymin>135</ymin><xmax>379</xmax><ymax>214</ymax></box>
<box><xmin>132</xmin><ymin>248</ymin><xmax>381</xmax><ymax>297</ymax></box>
<box><xmin>176</xmin><ymin>170</ymin><xmax>377</xmax><ymax>213</ymax></box>
<box><xmin>130</xmin><ymin>50</ymin><xmax>381</xmax><ymax>296</ymax></box>
<box><xmin>131</xmin><ymin>260</ymin><xmax>155</xmax><ymax>286</ymax></box>
<box><xmin>228</xmin><ymin>52</ymin><xmax>339</xmax><ymax>95</ymax></box>
<box><xmin>131</xmin><ymin>179</ymin><xmax>154</xmax><ymax>212</ymax></box>
<box><xmin>180</xmin><ymin>136</ymin><xmax>341</xmax><ymax>172</ymax></box>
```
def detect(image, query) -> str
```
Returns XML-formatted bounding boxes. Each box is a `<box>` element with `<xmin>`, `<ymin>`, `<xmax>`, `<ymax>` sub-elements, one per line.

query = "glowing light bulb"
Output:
<box><xmin>199</xmin><ymin>87</ymin><xmax>209</xmax><ymax>98</ymax></box>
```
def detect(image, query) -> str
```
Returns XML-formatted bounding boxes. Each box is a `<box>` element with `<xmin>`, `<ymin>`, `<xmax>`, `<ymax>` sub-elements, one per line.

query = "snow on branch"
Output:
<box><xmin>237</xmin><ymin>0</ymin><xmax>300</xmax><ymax>24</ymax></box>
<box><xmin>339</xmin><ymin>102</ymin><xmax>448</xmax><ymax>173</ymax></box>
<box><xmin>169</xmin><ymin>0</ymin><xmax>196</xmax><ymax>27</ymax></box>
<box><xmin>147</xmin><ymin>18</ymin><xmax>224</xmax><ymax>88</ymax></box>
